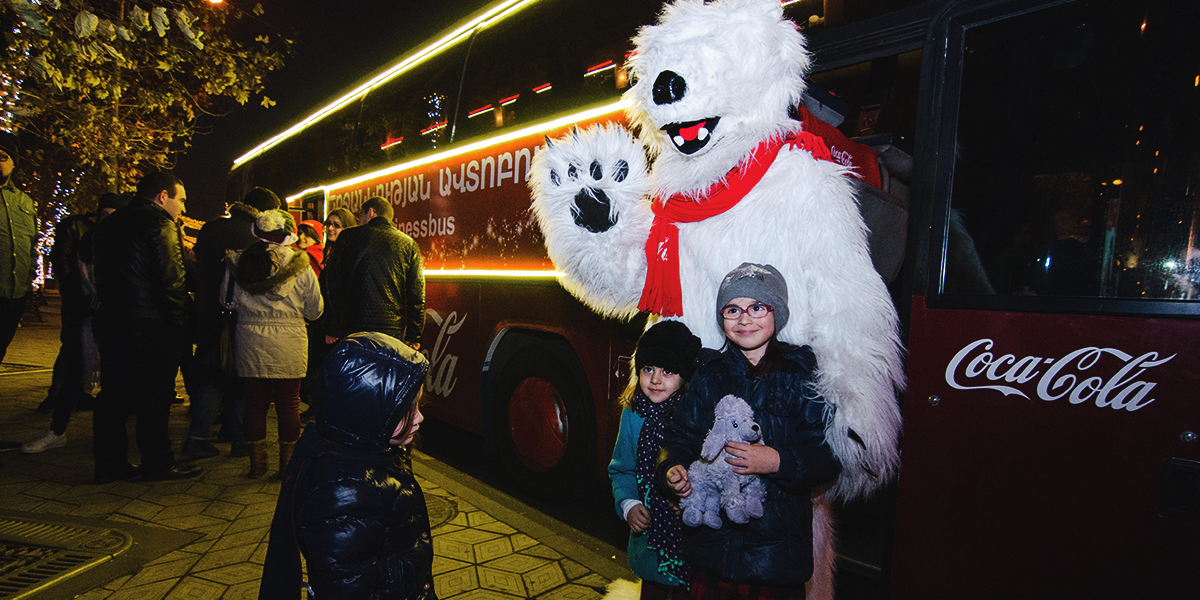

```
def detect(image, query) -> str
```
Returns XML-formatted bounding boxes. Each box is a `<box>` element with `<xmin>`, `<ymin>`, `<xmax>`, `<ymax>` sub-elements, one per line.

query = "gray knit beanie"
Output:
<box><xmin>716</xmin><ymin>262</ymin><xmax>789</xmax><ymax>332</ymax></box>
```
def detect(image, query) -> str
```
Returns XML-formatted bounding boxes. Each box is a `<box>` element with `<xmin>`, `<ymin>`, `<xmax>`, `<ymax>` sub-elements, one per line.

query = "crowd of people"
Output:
<box><xmin>1</xmin><ymin>128</ymin><xmax>842</xmax><ymax>599</ymax></box>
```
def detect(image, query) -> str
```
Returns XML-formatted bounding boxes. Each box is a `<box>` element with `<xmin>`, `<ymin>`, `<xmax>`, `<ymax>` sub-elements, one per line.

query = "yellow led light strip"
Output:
<box><xmin>425</xmin><ymin>269</ymin><xmax>562</xmax><ymax>278</ymax></box>
<box><xmin>284</xmin><ymin>98</ymin><xmax>630</xmax><ymax>205</ymax></box>
<box><xmin>233</xmin><ymin>0</ymin><xmax>541</xmax><ymax>168</ymax></box>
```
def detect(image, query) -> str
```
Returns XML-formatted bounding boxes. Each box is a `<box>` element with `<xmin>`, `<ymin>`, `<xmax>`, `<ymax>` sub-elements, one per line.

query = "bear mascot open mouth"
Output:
<box><xmin>662</xmin><ymin>117</ymin><xmax>721</xmax><ymax>155</ymax></box>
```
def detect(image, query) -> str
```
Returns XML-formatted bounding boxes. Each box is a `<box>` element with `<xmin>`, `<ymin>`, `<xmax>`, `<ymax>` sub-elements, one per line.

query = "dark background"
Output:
<box><xmin>173</xmin><ymin>0</ymin><xmax>488</xmax><ymax>220</ymax></box>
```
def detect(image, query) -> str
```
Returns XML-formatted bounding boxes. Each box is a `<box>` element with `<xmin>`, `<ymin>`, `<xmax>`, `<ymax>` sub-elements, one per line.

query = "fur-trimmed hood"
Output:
<box><xmin>225</xmin><ymin>244</ymin><xmax>309</xmax><ymax>297</ymax></box>
<box><xmin>227</xmin><ymin>201</ymin><xmax>259</xmax><ymax>222</ymax></box>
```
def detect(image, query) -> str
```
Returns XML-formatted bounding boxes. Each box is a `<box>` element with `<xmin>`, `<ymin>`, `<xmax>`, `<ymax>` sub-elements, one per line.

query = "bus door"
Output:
<box><xmin>893</xmin><ymin>0</ymin><xmax>1200</xmax><ymax>596</ymax></box>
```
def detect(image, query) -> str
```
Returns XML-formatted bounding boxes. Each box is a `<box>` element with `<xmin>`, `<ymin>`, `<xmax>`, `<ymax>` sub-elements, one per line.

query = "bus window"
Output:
<box><xmin>943</xmin><ymin>0</ymin><xmax>1200</xmax><ymax>301</ymax></box>
<box><xmin>452</xmin><ymin>0</ymin><xmax>660</xmax><ymax>144</ymax></box>
<box><xmin>356</xmin><ymin>44</ymin><xmax>469</xmax><ymax>169</ymax></box>
<box><xmin>808</xmin><ymin>50</ymin><xmax>921</xmax><ymax>144</ymax></box>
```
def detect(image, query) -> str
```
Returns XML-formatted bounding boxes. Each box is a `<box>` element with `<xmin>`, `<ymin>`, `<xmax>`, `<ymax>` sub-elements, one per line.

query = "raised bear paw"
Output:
<box><xmin>530</xmin><ymin>123</ymin><xmax>651</xmax><ymax>235</ymax></box>
<box><xmin>529</xmin><ymin>123</ymin><xmax>654</xmax><ymax>318</ymax></box>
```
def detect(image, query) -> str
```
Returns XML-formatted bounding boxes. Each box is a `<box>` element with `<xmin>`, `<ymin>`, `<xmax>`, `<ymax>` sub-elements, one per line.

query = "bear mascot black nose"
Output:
<box><xmin>653</xmin><ymin>70</ymin><xmax>687</xmax><ymax>105</ymax></box>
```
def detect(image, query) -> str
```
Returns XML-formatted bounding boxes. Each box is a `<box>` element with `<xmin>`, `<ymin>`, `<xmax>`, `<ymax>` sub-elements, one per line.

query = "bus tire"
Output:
<box><xmin>490</xmin><ymin>344</ymin><xmax>594</xmax><ymax>499</ymax></box>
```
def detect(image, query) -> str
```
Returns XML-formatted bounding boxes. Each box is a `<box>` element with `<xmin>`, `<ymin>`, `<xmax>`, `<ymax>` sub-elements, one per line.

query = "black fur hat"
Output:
<box><xmin>635</xmin><ymin>320</ymin><xmax>702</xmax><ymax>381</ymax></box>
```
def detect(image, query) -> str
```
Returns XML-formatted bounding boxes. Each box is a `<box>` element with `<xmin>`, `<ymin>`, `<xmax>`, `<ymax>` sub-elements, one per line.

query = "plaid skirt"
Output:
<box><xmin>687</xmin><ymin>569</ymin><xmax>806</xmax><ymax>600</ymax></box>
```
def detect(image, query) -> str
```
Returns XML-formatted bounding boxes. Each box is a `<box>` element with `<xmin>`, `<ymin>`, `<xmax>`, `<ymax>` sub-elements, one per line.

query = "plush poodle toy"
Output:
<box><xmin>681</xmin><ymin>395</ymin><xmax>767</xmax><ymax>529</ymax></box>
<box><xmin>529</xmin><ymin>0</ymin><xmax>904</xmax><ymax>596</ymax></box>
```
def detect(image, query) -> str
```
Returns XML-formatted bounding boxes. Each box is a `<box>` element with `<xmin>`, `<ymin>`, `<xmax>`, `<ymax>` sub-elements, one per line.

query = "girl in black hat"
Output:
<box><xmin>609</xmin><ymin>320</ymin><xmax>701</xmax><ymax>599</ymax></box>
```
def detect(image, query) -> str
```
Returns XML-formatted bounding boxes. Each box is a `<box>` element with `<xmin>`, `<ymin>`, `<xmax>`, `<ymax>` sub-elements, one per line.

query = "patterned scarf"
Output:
<box><xmin>633</xmin><ymin>390</ymin><xmax>690</xmax><ymax>583</ymax></box>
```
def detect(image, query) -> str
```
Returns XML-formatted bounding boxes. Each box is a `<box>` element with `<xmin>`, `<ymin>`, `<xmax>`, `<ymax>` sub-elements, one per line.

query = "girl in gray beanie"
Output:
<box><xmin>656</xmin><ymin>262</ymin><xmax>840</xmax><ymax>596</ymax></box>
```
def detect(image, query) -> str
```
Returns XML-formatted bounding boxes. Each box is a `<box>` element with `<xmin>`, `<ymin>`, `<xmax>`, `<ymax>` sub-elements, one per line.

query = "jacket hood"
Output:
<box><xmin>315</xmin><ymin>332</ymin><xmax>429</xmax><ymax>451</ymax></box>
<box><xmin>225</xmin><ymin>244</ymin><xmax>308</xmax><ymax>297</ymax></box>
<box><xmin>228</xmin><ymin>202</ymin><xmax>259</xmax><ymax>222</ymax></box>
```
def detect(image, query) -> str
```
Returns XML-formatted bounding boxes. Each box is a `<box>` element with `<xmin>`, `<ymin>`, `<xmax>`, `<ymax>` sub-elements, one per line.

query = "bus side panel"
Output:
<box><xmin>891</xmin><ymin>296</ymin><xmax>1200</xmax><ymax>598</ymax></box>
<box><xmin>422</xmin><ymin>275</ymin><xmax>629</xmax><ymax>478</ymax></box>
<box><xmin>421</xmin><ymin>280</ymin><xmax>483</xmax><ymax>433</ymax></box>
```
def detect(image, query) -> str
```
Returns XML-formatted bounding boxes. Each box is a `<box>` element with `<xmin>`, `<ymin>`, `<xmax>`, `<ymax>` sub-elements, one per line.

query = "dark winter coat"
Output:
<box><xmin>193</xmin><ymin>202</ymin><xmax>260</xmax><ymax>318</ymax></box>
<box><xmin>92</xmin><ymin>197</ymin><xmax>188</xmax><ymax>326</ymax></box>
<box><xmin>657</xmin><ymin>343</ymin><xmax>841</xmax><ymax>587</ymax></box>
<box><xmin>261</xmin><ymin>332</ymin><xmax>434</xmax><ymax>600</ymax></box>
<box><xmin>321</xmin><ymin>216</ymin><xmax>424</xmax><ymax>346</ymax></box>
<box><xmin>49</xmin><ymin>213</ymin><xmax>96</xmax><ymax>313</ymax></box>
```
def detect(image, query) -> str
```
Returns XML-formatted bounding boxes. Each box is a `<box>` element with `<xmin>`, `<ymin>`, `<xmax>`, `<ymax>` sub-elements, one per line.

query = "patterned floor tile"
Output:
<box><xmin>122</xmin><ymin>556</ymin><xmax>200</xmax><ymax>589</ymax></box>
<box><xmin>448</xmin><ymin>589</ymin><xmax>523</xmax><ymax>600</ymax></box>
<box><xmin>436</xmin><ymin>565</ymin><xmax>480</xmax><ymax>597</ymax></box>
<box><xmin>157</xmin><ymin>514</ymin><xmax>228</xmax><ymax>531</ymax></box>
<box><xmin>24</xmin><ymin>481</ymin><xmax>71</xmax><ymax>499</ymax></box>
<box><xmin>192</xmin><ymin>562</ymin><xmax>263</xmax><ymax>586</ymax></box>
<box><xmin>209</xmin><ymin>527</ymin><xmax>268</xmax><ymax>552</ymax></box>
<box><xmin>478</xmin><ymin>565</ymin><xmax>527</xmax><ymax>596</ymax></box>
<box><xmin>118</xmin><ymin>499</ymin><xmax>166</xmax><ymax>521</ymax></box>
<box><xmin>478</xmin><ymin>521</ymin><xmax>518</xmax><ymax>535</ymax></box>
<box><xmin>108</xmin><ymin>579</ymin><xmax>178</xmax><ymax>600</ymax></box>
<box><xmin>523</xmin><ymin>563</ymin><xmax>567</xmax><ymax>596</ymax></box>
<box><xmin>475</xmin><ymin>536</ymin><xmax>515</xmax><ymax>563</ymax></box>
<box><xmin>225</xmin><ymin>511</ymin><xmax>274</xmax><ymax>535</ymax></box>
<box><xmin>164</xmin><ymin>575</ymin><xmax>227</xmax><ymax>599</ymax></box>
<box><xmin>192</xmin><ymin>544</ymin><xmax>257</xmax><ymax>573</ymax></box>
<box><xmin>441</xmin><ymin>529</ymin><xmax>502</xmax><ymax>544</ymax></box>
<box><xmin>522</xmin><ymin>545</ymin><xmax>563</xmax><ymax>560</ymax></box>
<box><xmin>434</xmin><ymin>537</ymin><xmax>476</xmax><ymax>563</ymax></box>
<box><xmin>202</xmin><ymin>501</ymin><xmax>246</xmax><ymax>521</ymax></box>
<box><xmin>433</xmin><ymin>556</ymin><xmax>473</xmax><ymax>576</ymax></box>
<box><xmin>537</xmin><ymin>583</ymin><xmax>604</xmax><ymax>600</ymax></box>
<box><xmin>510</xmin><ymin>534</ymin><xmax>537</xmax><ymax>552</ymax></box>
<box><xmin>155</xmin><ymin>501</ymin><xmax>212</xmax><ymax>521</ymax></box>
<box><xmin>560</xmin><ymin>559</ymin><xmax>589</xmax><ymax>579</ymax></box>
<box><xmin>485</xmin><ymin>553</ymin><xmax>551</xmax><ymax>574</ymax></box>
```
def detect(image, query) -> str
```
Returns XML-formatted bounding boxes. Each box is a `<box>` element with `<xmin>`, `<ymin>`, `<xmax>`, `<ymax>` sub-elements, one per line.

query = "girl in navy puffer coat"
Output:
<box><xmin>659</xmin><ymin>263</ymin><xmax>841</xmax><ymax>599</ymax></box>
<box><xmin>260</xmin><ymin>332</ymin><xmax>434</xmax><ymax>600</ymax></box>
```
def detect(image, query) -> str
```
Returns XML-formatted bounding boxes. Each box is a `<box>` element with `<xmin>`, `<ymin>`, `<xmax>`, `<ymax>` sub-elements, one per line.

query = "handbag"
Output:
<box><xmin>195</xmin><ymin>268</ymin><xmax>239</xmax><ymax>381</ymax></box>
<box><xmin>215</xmin><ymin>274</ymin><xmax>239</xmax><ymax>380</ymax></box>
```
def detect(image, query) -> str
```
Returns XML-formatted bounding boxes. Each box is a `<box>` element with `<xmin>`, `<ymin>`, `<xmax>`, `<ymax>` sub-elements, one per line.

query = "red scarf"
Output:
<box><xmin>637</xmin><ymin>131</ymin><xmax>831</xmax><ymax>316</ymax></box>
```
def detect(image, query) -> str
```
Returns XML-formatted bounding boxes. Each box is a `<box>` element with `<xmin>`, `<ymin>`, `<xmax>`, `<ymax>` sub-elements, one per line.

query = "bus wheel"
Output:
<box><xmin>491</xmin><ymin>345</ymin><xmax>593</xmax><ymax>498</ymax></box>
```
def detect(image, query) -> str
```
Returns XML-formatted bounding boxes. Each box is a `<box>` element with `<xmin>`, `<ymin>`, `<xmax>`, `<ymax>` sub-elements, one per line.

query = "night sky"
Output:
<box><xmin>173</xmin><ymin>0</ymin><xmax>489</xmax><ymax>220</ymax></box>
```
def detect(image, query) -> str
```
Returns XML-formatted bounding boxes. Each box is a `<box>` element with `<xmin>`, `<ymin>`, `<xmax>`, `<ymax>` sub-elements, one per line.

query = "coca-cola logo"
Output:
<box><xmin>422</xmin><ymin>310</ymin><xmax>465</xmax><ymax>398</ymax></box>
<box><xmin>944</xmin><ymin>339</ymin><xmax>1175</xmax><ymax>412</ymax></box>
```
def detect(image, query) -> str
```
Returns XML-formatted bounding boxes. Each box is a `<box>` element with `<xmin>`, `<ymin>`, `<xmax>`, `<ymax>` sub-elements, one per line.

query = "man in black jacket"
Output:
<box><xmin>321</xmin><ymin>196</ymin><xmax>424</xmax><ymax>349</ymax></box>
<box><xmin>92</xmin><ymin>171</ymin><xmax>201</xmax><ymax>483</ymax></box>
<box><xmin>183</xmin><ymin>187</ymin><xmax>281</xmax><ymax>459</ymax></box>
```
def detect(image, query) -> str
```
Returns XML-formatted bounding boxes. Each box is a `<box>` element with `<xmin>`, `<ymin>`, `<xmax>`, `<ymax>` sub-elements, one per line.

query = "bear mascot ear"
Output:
<box><xmin>701</xmin><ymin>418</ymin><xmax>731</xmax><ymax>461</ymax></box>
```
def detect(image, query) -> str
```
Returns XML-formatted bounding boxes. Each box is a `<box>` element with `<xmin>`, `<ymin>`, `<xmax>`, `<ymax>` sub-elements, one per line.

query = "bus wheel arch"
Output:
<box><xmin>484</xmin><ymin>330</ymin><xmax>596</xmax><ymax>498</ymax></box>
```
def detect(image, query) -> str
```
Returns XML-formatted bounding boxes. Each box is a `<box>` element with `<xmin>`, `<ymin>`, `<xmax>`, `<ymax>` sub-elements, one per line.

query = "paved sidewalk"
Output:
<box><xmin>0</xmin><ymin>292</ymin><xmax>632</xmax><ymax>599</ymax></box>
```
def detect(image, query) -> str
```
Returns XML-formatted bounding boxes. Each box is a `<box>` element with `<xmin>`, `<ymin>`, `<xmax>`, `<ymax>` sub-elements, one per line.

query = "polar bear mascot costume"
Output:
<box><xmin>529</xmin><ymin>0</ymin><xmax>904</xmax><ymax>596</ymax></box>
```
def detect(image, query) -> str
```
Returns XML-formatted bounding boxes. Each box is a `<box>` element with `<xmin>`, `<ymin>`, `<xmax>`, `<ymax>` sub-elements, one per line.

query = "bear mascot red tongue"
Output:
<box><xmin>529</xmin><ymin>0</ymin><xmax>904</xmax><ymax>597</ymax></box>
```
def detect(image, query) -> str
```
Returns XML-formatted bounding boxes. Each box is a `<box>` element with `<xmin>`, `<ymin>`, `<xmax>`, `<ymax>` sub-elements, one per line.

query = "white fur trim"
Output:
<box><xmin>602</xmin><ymin>579</ymin><xmax>641</xmax><ymax>600</ymax></box>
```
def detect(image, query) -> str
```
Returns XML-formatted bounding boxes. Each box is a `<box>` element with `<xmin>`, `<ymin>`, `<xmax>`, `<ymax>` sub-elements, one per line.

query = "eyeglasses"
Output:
<box><xmin>720</xmin><ymin>302</ymin><xmax>774</xmax><ymax>320</ymax></box>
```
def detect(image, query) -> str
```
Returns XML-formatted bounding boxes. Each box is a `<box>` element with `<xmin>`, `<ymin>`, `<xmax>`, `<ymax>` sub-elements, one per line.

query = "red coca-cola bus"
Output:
<box><xmin>227</xmin><ymin>0</ymin><xmax>1199</xmax><ymax>595</ymax></box>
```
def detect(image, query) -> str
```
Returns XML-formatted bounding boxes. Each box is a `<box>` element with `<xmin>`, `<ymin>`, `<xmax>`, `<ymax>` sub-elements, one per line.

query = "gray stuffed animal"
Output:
<box><xmin>681</xmin><ymin>395</ymin><xmax>768</xmax><ymax>528</ymax></box>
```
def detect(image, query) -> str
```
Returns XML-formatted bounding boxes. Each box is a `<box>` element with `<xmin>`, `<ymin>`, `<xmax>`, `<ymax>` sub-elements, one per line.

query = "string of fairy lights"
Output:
<box><xmin>4</xmin><ymin>13</ymin><xmax>80</xmax><ymax>288</ymax></box>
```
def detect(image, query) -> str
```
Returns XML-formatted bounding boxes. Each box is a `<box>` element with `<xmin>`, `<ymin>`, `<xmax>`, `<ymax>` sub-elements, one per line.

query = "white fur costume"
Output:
<box><xmin>529</xmin><ymin>0</ymin><xmax>904</xmax><ymax>596</ymax></box>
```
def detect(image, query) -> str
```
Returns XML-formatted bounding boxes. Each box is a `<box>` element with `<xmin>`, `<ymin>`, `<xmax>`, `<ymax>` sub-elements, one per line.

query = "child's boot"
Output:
<box><xmin>245</xmin><ymin>440</ymin><xmax>269</xmax><ymax>478</ymax></box>
<box><xmin>277</xmin><ymin>441</ymin><xmax>296</xmax><ymax>478</ymax></box>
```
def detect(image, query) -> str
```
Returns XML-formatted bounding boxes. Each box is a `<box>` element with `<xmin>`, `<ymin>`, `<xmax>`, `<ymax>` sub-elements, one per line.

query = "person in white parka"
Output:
<box><xmin>222</xmin><ymin>209</ymin><xmax>323</xmax><ymax>478</ymax></box>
